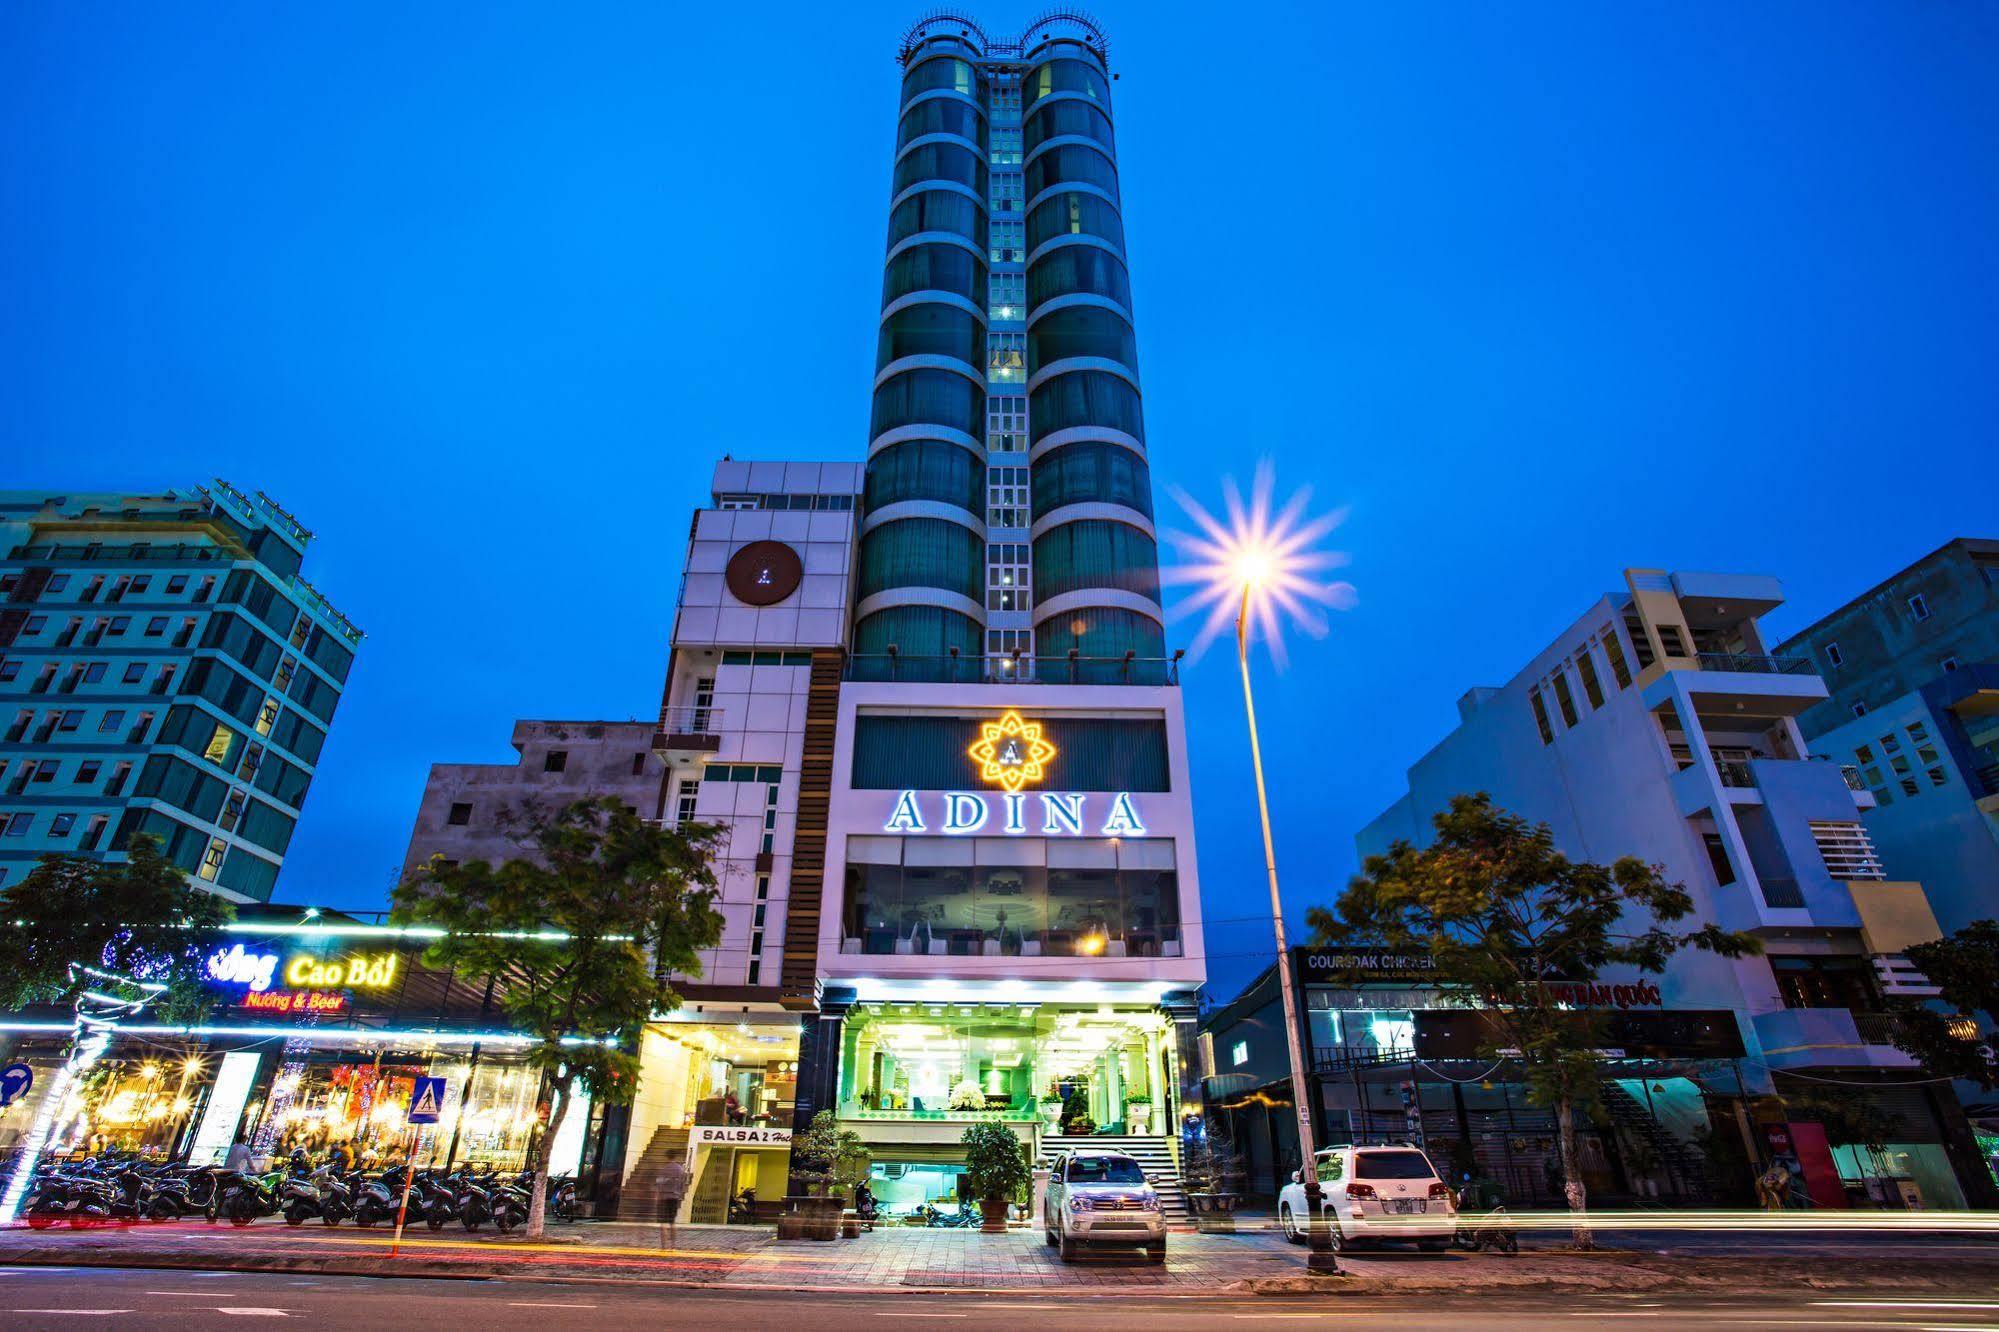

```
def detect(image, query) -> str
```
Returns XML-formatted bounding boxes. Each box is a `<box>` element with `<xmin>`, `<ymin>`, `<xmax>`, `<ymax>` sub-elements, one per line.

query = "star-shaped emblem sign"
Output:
<box><xmin>967</xmin><ymin>709</ymin><xmax>1057</xmax><ymax>793</ymax></box>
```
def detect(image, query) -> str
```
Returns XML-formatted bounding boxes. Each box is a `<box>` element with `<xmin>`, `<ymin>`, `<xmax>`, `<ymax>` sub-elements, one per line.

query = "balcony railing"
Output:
<box><xmin>1714</xmin><ymin>759</ymin><xmax>1755</xmax><ymax>788</ymax></box>
<box><xmin>1695</xmin><ymin>652</ymin><xmax>1816</xmax><ymax>676</ymax></box>
<box><xmin>656</xmin><ymin>705</ymin><xmax>724</xmax><ymax>737</ymax></box>
<box><xmin>1757</xmin><ymin>875</ymin><xmax>1806</xmax><ymax>909</ymax></box>
<box><xmin>1851</xmin><ymin>1012</ymin><xmax>1905</xmax><ymax>1047</ymax></box>
<box><xmin>845</xmin><ymin>653</ymin><xmax>1181</xmax><ymax>686</ymax></box>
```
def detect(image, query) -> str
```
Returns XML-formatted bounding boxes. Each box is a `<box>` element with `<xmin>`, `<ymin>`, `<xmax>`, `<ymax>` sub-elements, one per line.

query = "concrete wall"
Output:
<box><xmin>398</xmin><ymin>720</ymin><xmax>664</xmax><ymax>882</ymax></box>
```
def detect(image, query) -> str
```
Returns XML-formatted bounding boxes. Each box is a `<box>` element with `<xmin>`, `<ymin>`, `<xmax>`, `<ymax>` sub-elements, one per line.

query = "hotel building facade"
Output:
<box><xmin>403</xmin><ymin>15</ymin><xmax>1207</xmax><ymax>1222</ymax></box>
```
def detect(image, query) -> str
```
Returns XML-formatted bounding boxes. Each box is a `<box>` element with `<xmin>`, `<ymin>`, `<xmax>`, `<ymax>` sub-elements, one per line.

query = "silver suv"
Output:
<box><xmin>1044</xmin><ymin>1151</ymin><xmax>1167</xmax><ymax>1263</ymax></box>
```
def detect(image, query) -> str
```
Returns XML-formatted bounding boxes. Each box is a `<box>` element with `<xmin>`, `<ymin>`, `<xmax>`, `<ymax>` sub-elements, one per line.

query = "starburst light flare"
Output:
<box><xmin>1162</xmin><ymin>460</ymin><xmax>1356</xmax><ymax>667</ymax></box>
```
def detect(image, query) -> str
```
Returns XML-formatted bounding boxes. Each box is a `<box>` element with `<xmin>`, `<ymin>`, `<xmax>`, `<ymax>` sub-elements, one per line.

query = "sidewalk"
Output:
<box><xmin>3</xmin><ymin>1217</ymin><xmax>1998</xmax><ymax>1297</ymax></box>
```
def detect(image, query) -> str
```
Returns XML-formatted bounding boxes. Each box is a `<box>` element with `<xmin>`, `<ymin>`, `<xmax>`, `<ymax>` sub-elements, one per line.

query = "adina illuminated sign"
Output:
<box><xmin>883</xmin><ymin>790</ymin><xmax>1146</xmax><ymax>837</ymax></box>
<box><xmin>967</xmin><ymin>710</ymin><xmax>1056</xmax><ymax>793</ymax></box>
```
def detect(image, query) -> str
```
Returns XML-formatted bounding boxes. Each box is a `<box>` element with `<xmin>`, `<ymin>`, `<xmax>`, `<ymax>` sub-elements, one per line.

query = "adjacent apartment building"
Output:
<box><xmin>1774</xmin><ymin>538</ymin><xmax>1999</xmax><ymax>936</ymax></box>
<box><xmin>1354</xmin><ymin>568</ymin><xmax>1995</xmax><ymax>1209</ymax></box>
<box><xmin>0</xmin><ymin>484</ymin><xmax>360</xmax><ymax>901</ymax></box>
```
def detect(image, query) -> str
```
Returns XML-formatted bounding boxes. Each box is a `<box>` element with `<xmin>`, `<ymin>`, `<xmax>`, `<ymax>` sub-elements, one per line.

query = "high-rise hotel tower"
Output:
<box><xmin>863</xmin><ymin>11</ymin><xmax>1162</xmax><ymax>682</ymax></box>
<box><xmin>454</xmin><ymin>15</ymin><xmax>1205</xmax><ymax>1222</ymax></box>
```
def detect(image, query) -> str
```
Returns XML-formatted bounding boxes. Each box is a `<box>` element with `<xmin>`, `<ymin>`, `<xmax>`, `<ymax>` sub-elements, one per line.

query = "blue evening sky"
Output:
<box><xmin>5</xmin><ymin>3</ymin><xmax>1995</xmax><ymax>996</ymax></box>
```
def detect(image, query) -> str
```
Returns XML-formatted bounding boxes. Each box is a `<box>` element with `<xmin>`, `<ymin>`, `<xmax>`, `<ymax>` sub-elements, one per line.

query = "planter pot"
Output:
<box><xmin>979</xmin><ymin>1197</ymin><xmax>1011</xmax><ymax>1233</ymax></box>
<box><xmin>1124</xmin><ymin>1101</ymin><xmax>1153</xmax><ymax>1134</ymax></box>
<box><xmin>1188</xmin><ymin>1192</ymin><xmax>1241</xmax><ymax>1234</ymax></box>
<box><xmin>776</xmin><ymin>1195</ymin><xmax>843</xmax><ymax>1242</ymax></box>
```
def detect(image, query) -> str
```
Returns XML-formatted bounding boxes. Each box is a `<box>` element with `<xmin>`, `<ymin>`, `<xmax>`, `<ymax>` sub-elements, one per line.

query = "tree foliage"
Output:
<box><xmin>960</xmin><ymin>1119</ymin><xmax>1033</xmax><ymax>1204</ymax></box>
<box><xmin>792</xmin><ymin>1109</ymin><xmax>873</xmax><ymax>1199</ymax></box>
<box><xmin>1883</xmin><ymin>919</ymin><xmax>1999</xmax><ymax>1087</ymax></box>
<box><xmin>0</xmin><ymin>838</ymin><xmax>234</xmax><ymax>1025</ymax></box>
<box><xmin>1308</xmin><ymin>793</ymin><xmax>1761</xmax><ymax>1248</ymax></box>
<box><xmin>392</xmin><ymin>797</ymin><xmax>725</xmax><ymax>1236</ymax></box>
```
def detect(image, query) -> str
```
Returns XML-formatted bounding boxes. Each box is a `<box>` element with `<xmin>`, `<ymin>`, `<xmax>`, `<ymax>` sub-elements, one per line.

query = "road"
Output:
<box><xmin>2</xmin><ymin>1267</ymin><xmax>1998</xmax><ymax>1330</ymax></box>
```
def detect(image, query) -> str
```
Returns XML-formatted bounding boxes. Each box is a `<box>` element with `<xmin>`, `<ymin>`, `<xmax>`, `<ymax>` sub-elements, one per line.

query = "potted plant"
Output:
<box><xmin>1123</xmin><ymin>1092</ymin><xmax>1154</xmax><ymax>1135</ymax></box>
<box><xmin>1181</xmin><ymin>1125</ymin><xmax>1245</xmax><ymax>1234</ymax></box>
<box><xmin>960</xmin><ymin>1121</ymin><xmax>1033</xmax><ymax>1234</ymax></box>
<box><xmin>1059</xmin><ymin>1089</ymin><xmax>1091</xmax><ymax>1136</ymax></box>
<box><xmin>949</xmin><ymin>1077</ymin><xmax>986</xmax><ymax>1112</ymax></box>
<box><xmin>781</xmin><ymin>1110</ymin><xmax>872</xmax><ymax>1241</ymax></box>
<box><xmin>1038</xmin><ymin>1091</ymin><xmax>1064</xmax><ymax>1131</ymax></box>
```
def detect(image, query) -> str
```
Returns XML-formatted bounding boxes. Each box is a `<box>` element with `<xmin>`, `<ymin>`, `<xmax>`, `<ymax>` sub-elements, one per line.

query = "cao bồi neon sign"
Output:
<box><xmin>205</xmin><ymin>943</ymin><xmax>401</xmax><ymax>1016</ymax></box>
<box><xmin>882</xmin><ymin>709</ymin><xmax>1147</xmax><ymax>837</ymax></box>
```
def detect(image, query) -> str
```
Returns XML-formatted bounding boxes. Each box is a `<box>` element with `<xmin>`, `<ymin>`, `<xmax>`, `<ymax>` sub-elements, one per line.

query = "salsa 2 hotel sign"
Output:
<box><xmin>879</xmin><ymin>709</ymin><xmax>1148</xmax><ymax>838</ymax></box>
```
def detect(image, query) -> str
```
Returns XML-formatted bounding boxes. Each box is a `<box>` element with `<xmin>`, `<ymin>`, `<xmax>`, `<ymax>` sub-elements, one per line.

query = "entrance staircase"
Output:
<box><xmin>1037</xmin><ymin>1134</ymin><xmax>1188</xmax><ymax>1227</ymax></box>
<box><xmin>1600</xmin><ymin>1082</ymin><xmax>1711</xmax><ymax>1200</ymax></box>
<box><xmin>619</xmin><ymin>1124</ymin><xmax>691</xmax><ymax>1220</ymax></box>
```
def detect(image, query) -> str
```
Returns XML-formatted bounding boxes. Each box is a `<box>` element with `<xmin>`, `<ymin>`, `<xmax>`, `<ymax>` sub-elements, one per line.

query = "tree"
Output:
<box><xmin>792</xmin><ymin>1110</ymin><xmax>872</xmax><ymax>1199</ymax></box>
<box><xmin>0</xmin><ymin>838</ymin><xmax>234</xmax><ymax>1023</ymax></box>
<box><xmin>1308</xmin><ymin>794</ymin><xmax>1760</xmax><ymax>1249</ymax></box>
<box><xmin>393</xmin><ymin>798</ymin><xmax>724</xmax><ymax>1239</ymax></box>
<box><xmin>1887</xmin><ymin>920</ymin><xmax>1999</xmax><ymax>1088</ymax></box>
<box><xmin>960</xmin><ymin>1119</ymin><xmax>1033</xmax><ymax>1210</ymax></box>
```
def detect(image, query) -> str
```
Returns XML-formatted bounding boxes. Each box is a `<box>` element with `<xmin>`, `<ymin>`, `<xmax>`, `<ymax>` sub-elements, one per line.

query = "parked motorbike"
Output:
<box><xmin>411</xmin><ymin>1170</ymin><xmax>461</xmax><ymax>1231</ymax></box>
<box><xmin>212</xmin><ymin>1168</ymin><xmax>283</xmax><ymax>1226</ymax></box>
<box><xmin>280</xmin><ymin>1158</ymin><xmax>356</xmax><ymax>1227</ymax></box>
<box><xmin>349</xmin><ymin>1166</ymin><xmax>408</xmax><ymax>1228</ymax></box>
<box><xmin>1452</xmin><ymin>1182</ymin><xmax>1519</xmax><ymax>1254</ymax></box>
<box><xmin>727</xmin><ymin>1186</ymin><xmax>759</xmax><ymax>1225</ymax></box>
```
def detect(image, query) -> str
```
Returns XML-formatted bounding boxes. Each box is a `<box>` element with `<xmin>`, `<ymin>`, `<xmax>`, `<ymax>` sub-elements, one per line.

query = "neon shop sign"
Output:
<box><xmin>883</xmin><ymin>790</ymin><xmax>1146</xmax><ymax>837</ymax></box>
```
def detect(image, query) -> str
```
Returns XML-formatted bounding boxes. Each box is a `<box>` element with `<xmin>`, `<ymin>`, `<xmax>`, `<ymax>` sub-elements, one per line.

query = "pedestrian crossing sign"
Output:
<box><xmin>408</xmin><ymin>1076</ymin><xmax>447</xmax><ymax>1124</ymax></box>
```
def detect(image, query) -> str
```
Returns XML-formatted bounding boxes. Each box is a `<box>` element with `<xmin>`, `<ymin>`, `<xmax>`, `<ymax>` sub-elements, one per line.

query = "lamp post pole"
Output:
<box><xmin>1236</xmin><ymin>585</ymin><xmax>1340</xmax><ymax>1275</ymax></box>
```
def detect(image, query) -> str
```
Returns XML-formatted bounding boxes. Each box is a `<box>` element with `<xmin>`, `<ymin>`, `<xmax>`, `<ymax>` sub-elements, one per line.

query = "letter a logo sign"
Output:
<box><xmin>408</xmin><ymin>1076</ymin><xmax>447</xmax><ymax>1124</ymax></box>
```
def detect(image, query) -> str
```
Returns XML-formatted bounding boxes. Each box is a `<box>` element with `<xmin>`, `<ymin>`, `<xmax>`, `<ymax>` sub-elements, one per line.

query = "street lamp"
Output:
<box><xmin>1166</xmin><ymin>463</ymin><xmax>1354</xmax><ymax>1275</ymax></box>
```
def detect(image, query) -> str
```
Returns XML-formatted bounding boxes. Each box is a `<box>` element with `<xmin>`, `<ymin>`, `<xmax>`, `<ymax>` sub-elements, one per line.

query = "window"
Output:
<box><xmin>4</xmin><ymin>813</ymin><xmax>30</xmax><ymax>837</ymax></box>
<box><xmin>986</xmin><ymin>542</ymin><xmax>1031</xmax><ymax>611</ymax></box>
<box><xmin>128</xmin><ymin>576</ymin><xmax>149</xmax><ymax>595</ymax></box>
<box><xmin>1851</xmin><ymin>702</ymin><xmax>1868</xmax><ymax>718</ymax></box>
<box><xmin>1702</xmin><ymin>832</ymin><xmax>1736</xmax><ymax>886</ymax></box>
<box><xmin>0</xmin><ymin>663</ymin><xmax>16</xmax><ymax>684</ymax></box>
<box><xmin>50</xmin><ymin>813</ymin><xmax>75</xmax><ymax>838</ymax></box>
<box><xmin>1551</xmin><ymin>671</ymin><xmax>1579</xmax><ymax>727</ymax></box>
<box><xmin>987</xmin><ymin>465</ymin><xmax>1030</xmax><ymax>527</ymax></box>
<box><xmin>673</xmin><ymin>779</ymin><xmax>700</xmax><ymax>829</ymax></box>
<box><xmin>98</xmin><ymin>709</ymin><xmax>125</xmax><ymax>733</ymax></box>
<box><xmin>33</xmin><ymin>759</ymin><xmax>57</xmax><ymax>782</ymax></box>
<box><xmin>197</xmin><ymin>837</ymin><xmax>226</xmax><ymax>881</ymax></box>
<box><xmin>203</xmin><ymin>724</ymin><xmax>235</xmax><ymax>764</ymax></box>
<box><xmin>1575</xmin><ymin>649</ymin><xmax>1605</xmax><ymax>709</ymax></box>
<box><xmin>1824</xmin><ymin>642</ymin><xmax>1842</xmax><ymax>668</ymax></box>
<box><xmin>1230</xmin><ymin>1040</ymin><xmax>1249</xmax><ymax>1067</ymax></box>
<box><xmin>631</xmin><ymin>752</ymin><xmax>647</xmax><ymax>776</ymax></box>
<box><xmin>987</xmin><ymin>395</ymin><xmax>1027</xmax><ymax>453</ymax></box>
<box><xmin>122</xmin><ymin>663</ymin><xmax>145</xmax><ymax>684</ymax></box>
<box><xmin>77</xmin><ymin>761</ymin><xmax>100</xmax><ymax>784</ymax></box>
<box><xmin>255</xmin><ymin>699</ymin><xmax>278</xmax><ymax>735</ymax></box>
<box><xmin>987</xmin><ymin>628</ymin><xmax>1033</xmax><ymax>676</ymax></box>
<box><xmin>1656</xmin><ymin>624</ymin><xmax>1689</xmax><ymax>658</ymax></box>
<box><xmin>989</xmin><ymin>219</ymin><xmax>1024</xmax><ymax>265</ymax></box>
<box><xmin>58</xmin><ymin>710</ymin><xmax>82</xmax><ymax>732</ymax></box>
<box><xmin>447</xmin><ymin>802</ymin><xmax>472</xmax><ymax>826</ymax></box>
<box><xmin>1530</xmin><ymin>689</ymin><xmax>1554</xmax><ymax>744</ymax></box>
<box><xmin>544</xmin><ymin>749</ymin><xmax>568</xmax><ymax>773</ymax></box>
<box><xmin>23</xmin><ymin>616</ymin><xmax>46</xmax><ymax>634</ymax></box>
<box><xmin>990</xmin><ymin>170</ymin><xmax>1023</xmax><ymax>212</ymax></box>
<box><xmin>1622</xmin><ymin>611</ymin><xmax>1656</xmax><ymax>670</ymax></box>
<box><xmin>1941</xmin><ymin>655</ymin><xmax>1959</xmax><ymax>673</ymax></box>
<box><xmin>1880</xmin><ymin>732</ymin><xmax>1901</xmax><ymax>754</ymax></box>
<box><xmin>717</xmin><ymin>494</ymin><xmax>759</xmax><ymax>510</ymax></box>
<box><xmin>989</xmin><ymin>125</ymin><xmax>1022</xmax><ymax>166</ymax></box>
<box><xmin>107</xmin><ymin>616</ymin><xmax>130</xmax><ymax>634</ymax></box>
<box><xmin>144</xmin><ymin>616</ymin><xmax>167</xmax><ymax>637</ymax></box>
<box><xmin>987</xmin><ymin>331</ymin><xmax>1025</xmax><ymax>384</ymax></box>
<box><xmin>167</xmin><ymin>575</ymin><xmax>188</xmax><ymax>594</ymax></box>
<box><xmin>988</xmin><ymin>271</ymin><xmax>1025</xmax><ymax>322</ymax></box>
<box><xmin>82</xmin><ymin>662</ymin><xmax>105</xmax><ymax>684</ymax></box>
<box><xmin>1907</xmin><ymin>594</ymin><xmax>1930</xmax><ymax>622</ymax></box>
<box><xmin>1927</xmin><ymin>766</ymin><xmax>1948</xmax><ymax>786</ymax></box>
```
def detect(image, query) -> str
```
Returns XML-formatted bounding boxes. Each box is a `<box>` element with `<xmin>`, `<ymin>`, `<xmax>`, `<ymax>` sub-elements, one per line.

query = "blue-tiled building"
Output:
<box><xmin>1776</xmin><ymin>538</ymin><xmax>1999</xmax><ymax>935</ymax></box>
<box><xmin>0</xmin><ymin>482</ymin><xmax>361</xmax><ymax>901</ymax></box>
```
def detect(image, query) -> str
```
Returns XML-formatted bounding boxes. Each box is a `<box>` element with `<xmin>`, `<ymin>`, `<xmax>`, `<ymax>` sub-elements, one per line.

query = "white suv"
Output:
<box><xmin>1276</xmin><ymin>1145</ymin><xmax>1455</xmax><ymax>1252</ymax></box>
<box><xmin>1044</xmin><ymin>1151</ymin><xmax>1167</xmax><ymax>1263</ymax></box>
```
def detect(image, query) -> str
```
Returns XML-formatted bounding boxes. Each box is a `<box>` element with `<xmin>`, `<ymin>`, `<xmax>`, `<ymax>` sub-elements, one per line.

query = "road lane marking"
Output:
<box><xmin>148</xmin><ymin>1291</ymin><xmax>241</xmax><ymax>1297</ymax></box>
<box><xmin>507</xmin><ymin>1303</ymin><xmax>597</xmax><ymax>1309</ymax></box>
<box><xmin>1818</xmin><ymin>1304</ymin><xmax>1999</xmax><ymax>1311</ymax></box>
<box><xmin>9</xmin><ymin>1311</ymin><xmax>132</xmax><ymax>1317</ymax></box>
<box><xmin>216</xmin><ymin>1309</ymin><xmax>291</xmax><ymax>1317</ymax></box>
